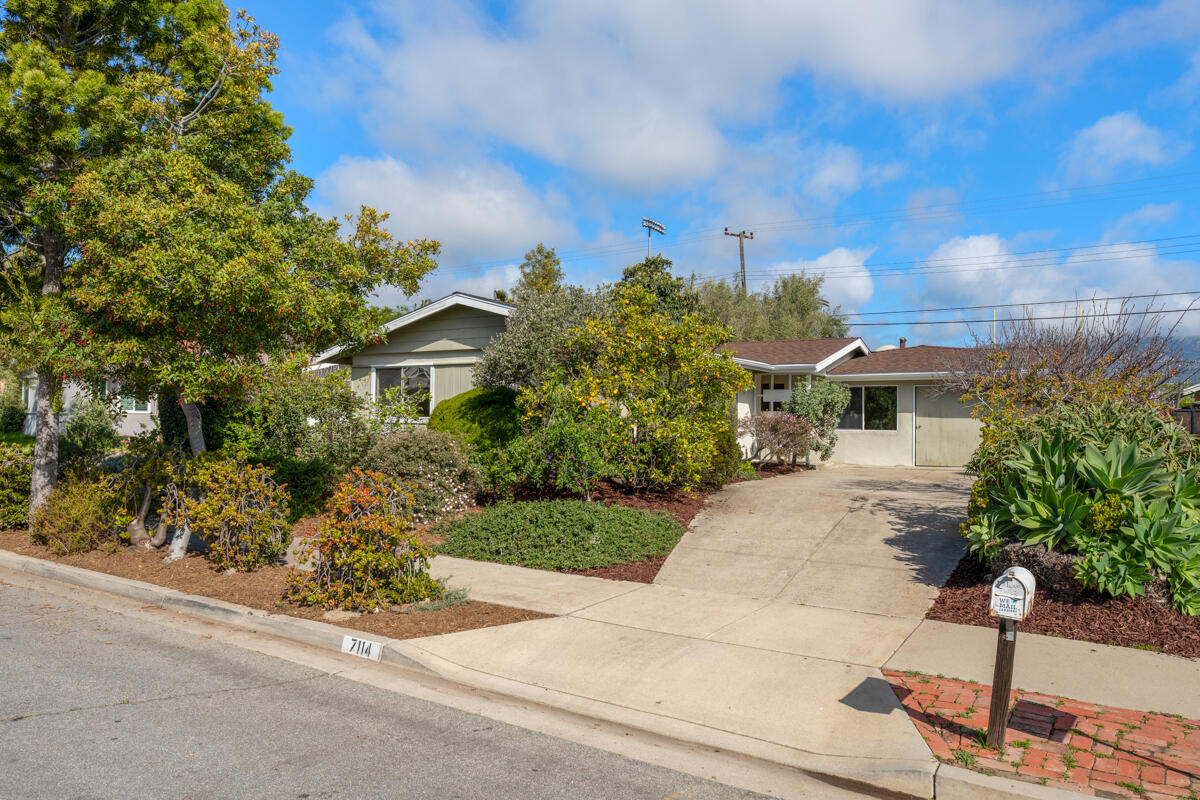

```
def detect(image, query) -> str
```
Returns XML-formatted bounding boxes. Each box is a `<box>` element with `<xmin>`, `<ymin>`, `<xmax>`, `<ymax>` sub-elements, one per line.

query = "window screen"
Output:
<box><xmin>837</xmin><ymin>386</ymin><xmax>863</xmax><ymax>430</ymax></box>
<box><xmin>376</xmin><ymin>366</ymin><xmax>432</xmax><ymax>416</ymax></box>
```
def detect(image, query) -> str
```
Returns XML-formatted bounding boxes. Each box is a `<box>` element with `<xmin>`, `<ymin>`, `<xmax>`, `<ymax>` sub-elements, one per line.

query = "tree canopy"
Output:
<box><xmin>697</xmin><ymin>274</ymin><xmax>847</xmax><ymax>341</ymax></box>
<box><xmin>513</xmin><ymin>243</ymin><xmax>564</xmax><ymax>297</ymax></box>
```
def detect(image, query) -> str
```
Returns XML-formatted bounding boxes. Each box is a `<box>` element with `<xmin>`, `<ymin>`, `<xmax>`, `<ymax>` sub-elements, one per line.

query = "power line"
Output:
<box><xmin>432</xmin><ymin>171</ymin><xmax>1200</xmax><ymax>277</ymax></box>
<box><xmin>847</xmin><ymin>305</ymin><xmax>1200</xmax><ymax>327</ymax></box>
<box><xmin>837</xmin><ymin>291</ymin><xmax>1200</xmax><ymax>319</ymax></box>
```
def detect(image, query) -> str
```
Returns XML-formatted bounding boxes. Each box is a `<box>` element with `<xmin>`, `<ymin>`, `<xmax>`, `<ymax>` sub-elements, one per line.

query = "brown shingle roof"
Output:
<box><xmin>721</xmin><ymin>338</ymin><xmax>861</xmax><ymax>366</ymax></box>
<box><xmin>826</xmin><ymin>345</ymin><xmax>970</xmax><ymax>375</ymax></box>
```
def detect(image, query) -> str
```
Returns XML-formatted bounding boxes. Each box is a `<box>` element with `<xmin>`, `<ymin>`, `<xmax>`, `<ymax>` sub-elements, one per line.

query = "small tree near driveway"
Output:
<box><xmin>783</xmin><ymin>377</ymin><xmax>851</xmax><ymax>462</ymax></box>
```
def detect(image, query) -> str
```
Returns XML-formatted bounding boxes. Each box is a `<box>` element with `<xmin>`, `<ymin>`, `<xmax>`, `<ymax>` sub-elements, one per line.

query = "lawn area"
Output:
<box><xmin>432</xmin><ymin>500</ymin><xmax>684</xmax><ymax>572</ymax></box>
<box><xmin>0</xmin><ymin>433</ymin><xmax>33</xmax><ymax>450</ymax></box>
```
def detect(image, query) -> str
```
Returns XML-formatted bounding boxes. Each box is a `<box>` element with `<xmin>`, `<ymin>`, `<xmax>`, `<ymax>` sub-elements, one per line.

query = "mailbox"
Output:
<box><xmin>989</xmin><ymin>566</ymin><xmax>1035</xmax><ymax>621</ymax></box>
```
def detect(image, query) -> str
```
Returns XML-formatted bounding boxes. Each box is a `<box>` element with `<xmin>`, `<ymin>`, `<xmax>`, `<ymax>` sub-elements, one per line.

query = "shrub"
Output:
<box><xmin>432</xmin><ymin>500</ymin><xmax>684</xmax><ymax>571</ymax></box>
<box><xmin>738</xmin><ymin>412</ymin><xmax>814</xmax><ymax>465</ymax></box>
<box><xmin>30</xmin><ymin>477</ymin><xmax>131</xmax><ymax>555</ymax></box>
<box><xmin>287</xmin><ymin>470</ymin><xmax>441</xmax><ymax>610</ymax></box>
<box><xmin>490</xmin><ymin>416</ymin><xmax>617</xmax><ymax>500</ymax></box>
<box><xmin>697</xmin><ymin>420</ymin><xmax>749</xmax><ymax>491</ymax></box>
<box><xmin>59</xmin><ymin>394</ymin><xmax>121</xmax><ymax>472</ymax></box>
<box><xmin>169</xmin><ymin>457</ymin><xmax>291</xmax><ymax>571</ymax></box>
<box><xmin>0</xmin><ymin>399</ymin><xmax>25</xmax><ymax>434</ymax></box>
<box><xmin>970</xmin><ymin>434</ymin><xmax>1200</xmax><ymax>614</ymax></box>
<box><xmin>521</xmin><ymin>284</ymin><xmax>751</xmax><ymax>491</ymax></box>
<box><xmin>783</xmin><ymin>378</ymin><xmax>850</xmax><ymax>462</ymax></box>
<box><xmin>251</xmin><ymin>454</ymin><xmax>337</xmax><ymax>523</ymax></box>
<box><xmin>0</xmin><ymin>444</ymin><xmax>33</xmax><ymax>528</ymax></box>
<box><xmin>360</xmin><ymin>428</ymin><xmax>478</xmax><ymax>524</ymax></box>
<box><xmin>427</xmin><ymin>386</ymin><xmax>521</xmax><ymax>453</ymax></box>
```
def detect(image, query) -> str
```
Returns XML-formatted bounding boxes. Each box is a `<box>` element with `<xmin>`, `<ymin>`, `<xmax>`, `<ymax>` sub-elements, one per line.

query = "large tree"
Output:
<box><xmin>697</xmin><ymin>274</ymin><xmax>847</xmax><ymax>341</ymax></box>
<box><xmin>0</xmin><ymin>2</ymin><xmax>438</xmax><ymax>517</ymax></box>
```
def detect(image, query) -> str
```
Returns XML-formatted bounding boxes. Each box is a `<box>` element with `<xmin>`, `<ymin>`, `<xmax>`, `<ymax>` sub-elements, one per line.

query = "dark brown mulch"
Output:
<box><xmin>731</xmin><ymin>463</ymin><xmax>813</xmax><ymax>484</ymax></box>
<box><xmin>0</xmin><ymin>529</ymin><xmax>549</xmax><ymax>640</ymax></box>
<box><xmin>569</xmin><ymin>555</ymin><xmax>667</xmax><ymax>583</ymax></box>
<box><xmin>589</xmin><ymin>481</ymin><xmax>708</xmax><ymax>530</ymax></box>
<box><xmin>928</xmin><ymin>554</ymin><xmax>1200</xmax><ymax>658</ymax></box>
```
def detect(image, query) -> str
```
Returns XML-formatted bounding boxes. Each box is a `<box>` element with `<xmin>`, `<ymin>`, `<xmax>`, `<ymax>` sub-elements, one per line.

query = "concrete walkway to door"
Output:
<box><xmin>655</xmin><ymin>465</ymin><xmax>972</xmax><ymax>619</ymax></box>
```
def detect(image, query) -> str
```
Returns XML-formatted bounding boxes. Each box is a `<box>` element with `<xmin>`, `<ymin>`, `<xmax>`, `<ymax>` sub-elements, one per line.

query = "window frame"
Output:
<box><xmin>371</xmin><ymin>364</ymin><xmax>436</xmax><ymax>420</ymax></box>
<box><xmin>104</xmin><ymin>380</ymin><xmax>151</xmax><ymax>414</ymax></box>
<box><xmin>836</xmin><ymin>384</ymin><xmax>898</xmax><ymax>431</ymax></box>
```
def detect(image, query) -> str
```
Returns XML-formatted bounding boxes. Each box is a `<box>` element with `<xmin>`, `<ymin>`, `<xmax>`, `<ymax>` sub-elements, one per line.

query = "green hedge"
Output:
<box><xmin>432</xmin><ymin>500</ymin><xmax>683</xmax><ymax>571</ymax></box>
<box><xmin>427</xmin><ymin>386</ymin><xmax>521</xmax><ymax>453</ymax></box>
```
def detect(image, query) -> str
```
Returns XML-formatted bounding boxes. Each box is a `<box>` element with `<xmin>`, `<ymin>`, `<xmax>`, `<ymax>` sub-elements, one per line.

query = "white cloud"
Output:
<box><xmin>318</xmin><ymin>155</ymin><xmax>574</xmax><ymax>303</ymax></box>
<box><xmin>1101</xmin><ymin>202</ymin><xmax>1180</xmax><ymax>243</ymax></box>
<box><xmin>317</xmin><ymin>0</ymin><xmax>1065</xmax><ymax>189</ymax></box>
<box><xmin>760</xmin><ymin>247</ymin><xmax>875</xmax><ymax>311</ymax></box>
<box><xmin>1061</xmin><ymin>112</ymin><xmax>1188</xmax><ymax>182</ymax></box>
<box><xmin>319</xmin><ymin>155</ymin><xmax>572</xmax><ymax>260</ymax></box>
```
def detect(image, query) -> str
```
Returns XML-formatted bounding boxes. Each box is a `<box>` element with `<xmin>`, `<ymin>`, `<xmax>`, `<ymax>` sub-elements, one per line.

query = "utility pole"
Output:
<box><xmin>724</xmin><ymin>227</ymin><xmax>754</xmax><ymax>292</ymax></box>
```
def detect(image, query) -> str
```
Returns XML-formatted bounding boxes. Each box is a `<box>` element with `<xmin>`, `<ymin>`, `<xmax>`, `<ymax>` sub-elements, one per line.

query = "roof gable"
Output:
<box><xmin>722</xmin><ymin>338</ymin><xmax>868</xmax><ymax>371</ymax></box>
<box><xmin>311</xmin><ymin>292</ymin><xmax>514</xmax><ymax>364</ymax></box>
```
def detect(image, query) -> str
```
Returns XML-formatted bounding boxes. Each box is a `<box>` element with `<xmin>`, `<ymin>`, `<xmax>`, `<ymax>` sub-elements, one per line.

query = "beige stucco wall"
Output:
<box><xmin>827</xmin><ymin>381</ymin><xmax>919</xmax><ymax>467</ymax></box>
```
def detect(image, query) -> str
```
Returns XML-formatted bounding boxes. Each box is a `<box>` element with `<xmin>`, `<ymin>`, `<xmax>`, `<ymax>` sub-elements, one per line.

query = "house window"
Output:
<box><xmin>376</xmin><ymin>366</ymin><xmax>432</xmax><ymax>417</ymax></box>
<box><xmin>758</xmin><ymin>374</ymin><xmax>792</xmax><ymax>412</ymax></box>
<box><xmin>104</xmin><ymin>381</ymin><xmax>150</xmax><ymax>413</ymax></box>
<box><xmin>837</xmin><ymin>386</ymin><xmax>897</xmax><ymax>430</ymax></box>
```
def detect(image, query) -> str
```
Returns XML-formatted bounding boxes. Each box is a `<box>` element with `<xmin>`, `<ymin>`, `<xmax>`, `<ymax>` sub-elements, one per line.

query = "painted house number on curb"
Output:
<box><xmin>341</xmin><ymin>635</ymin><xmax>383</xmax><ymax>662</ymax></box>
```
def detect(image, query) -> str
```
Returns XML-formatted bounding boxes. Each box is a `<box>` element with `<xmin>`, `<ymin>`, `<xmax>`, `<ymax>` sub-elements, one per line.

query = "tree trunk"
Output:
<box><xmin>28</xmin><ymin>369</ymin><xmax>59</xmax><ymax>514</ymax></box>
<box><xmin>127</xmin><ymin>484</ymin><xmax>154</xmax><ymax>548</ymax></box>
<box><xmin>164</xmin><ymin>396</ymin><xmax>206</xmax><ymax>562</ymax></box>
<box><xmin>29</xmin><ymin>231</ymin><xmax>67</xmax><ymax>515</ymax></box>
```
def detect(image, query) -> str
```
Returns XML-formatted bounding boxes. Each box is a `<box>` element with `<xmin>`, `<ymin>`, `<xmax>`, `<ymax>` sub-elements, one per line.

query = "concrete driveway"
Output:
<box><xmin>655</xmin><ymin>465</ymin><xmax>972</xmax><ymax>619</ymax></box>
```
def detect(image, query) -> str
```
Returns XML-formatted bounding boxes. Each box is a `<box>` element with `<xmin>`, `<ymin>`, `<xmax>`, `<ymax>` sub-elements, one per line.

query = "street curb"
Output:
<box><xmin>0</xmin><ymin>549</ymin><xmax>432</xmax><ymax>675</ymax></box>
<box><xmin>934</xmin><ymin>764</ymin><xmax>1091</xmax><ymax>800</ymax></box>
<box><xmin>0</xmin><ymin>548</ymin><xmax>1091</xmax><ymax>800</ymax></box>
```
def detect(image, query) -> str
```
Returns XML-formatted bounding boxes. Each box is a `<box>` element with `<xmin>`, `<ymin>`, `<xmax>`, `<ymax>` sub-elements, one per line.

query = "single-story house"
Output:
<box><xmin>725</xmin><ymin>338</ymin><xmax>980</xmax><ymax>467</ymax></box>
<box><xmin>310</xmin><ymin>292</ymin><xmax>515</xmax><ymax>420</ymax></box>
<box><xmin>18</xmin><ymin>377</ymin><xmax>157</xmax><ymax>438</ymax></box>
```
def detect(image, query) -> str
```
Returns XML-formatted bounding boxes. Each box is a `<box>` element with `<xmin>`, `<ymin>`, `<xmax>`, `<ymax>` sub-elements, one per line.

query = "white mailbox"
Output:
<box><xmin>989</xmin><ymin>567</ymin><xmax>1035</xmax><ymax>621</ymax></box>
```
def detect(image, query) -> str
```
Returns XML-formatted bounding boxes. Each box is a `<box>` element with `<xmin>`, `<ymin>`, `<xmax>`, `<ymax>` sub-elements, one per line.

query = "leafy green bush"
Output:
<box><xmin>251</xmin><ymin>455</ymin><xmax>337</xmax><ymax>523</ymax></box>
<box><xmin>359</xmin><ymin>428</ymin><xmax>478</xmax><ymax>524</ymax></box>
<box><xmin>971</xmin><ymin>433</ymin><xmax>1200</xmax><ymax>614</ymax></box>
<box><xmin>30</xmin><ymin>477</ymin><xmax>131</xmax><ymax>555</ymax></box>
<box><xmin>698</xmin><ymin>420</ymin><xmax>748</xmax><ymax>490</ymax></box>
<box><xmin>783</xmin><ymin>377</ymin><xmax>851</xmax><ymax>461</ymax></box>
<box><xmin>427</xmin><ymin>386</ymin><xmax>521</xmax><ymax>453</ymax></box>
<box><xmin>489</xmin><ymin>415</ymin><xmax>618</xmax><ymax>500</ymax></box>
<box><xmin>0</xmin><ymin>444</ymin><xmax>33</xmax><ymax>528</ymax></box>
<box><xmin>168</xmin><ymin>457</ymin><xmax>291</xmax><ymax>571</ymax></box>
<box><xmin>433</xmin><ymin>500</ymin><xmax>684</xmax><ymax>571</ymax></box>
<box><xmin>0</xmin><ymin>400</ymin><xmax>25</xmax><ymax>434</ymax></box>
<box><xmin>287</xmin><ymin>470</ymin><xmax>442</xmax><ymax>610</ymax></box>
<box><xmin>59</xmin><ymin>394</ymin><xmax>121</xmax><ymax>472</ymax></box>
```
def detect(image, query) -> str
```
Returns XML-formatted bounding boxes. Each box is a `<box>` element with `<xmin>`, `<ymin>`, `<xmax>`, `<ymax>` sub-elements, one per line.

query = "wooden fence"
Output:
<box><xmin>1171</xmin><ymin>408</ymin><xmax>1200</xmax><ymax>436</ymax></box>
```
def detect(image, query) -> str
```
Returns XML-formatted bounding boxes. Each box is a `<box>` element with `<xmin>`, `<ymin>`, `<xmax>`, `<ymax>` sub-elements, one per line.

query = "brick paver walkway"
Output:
<box><xmin>885</xmin><ymin>670</ymin><xmax>1200</xmax><ymax>799</ymax></box>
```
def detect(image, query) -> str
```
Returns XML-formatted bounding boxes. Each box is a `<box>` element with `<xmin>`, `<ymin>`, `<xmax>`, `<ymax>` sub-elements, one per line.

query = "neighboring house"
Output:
<box><xmin>19</xmin><ymin>375</ymin><xmax>157</xmax><ymax>438</ymax></box>
<box><xmin>310</xmin><ymin>292</ymin><xmax>514</xmax><ymax>420</ymax></box>
<box><xmin>725</xmin><ymin>338</ymin><xmax>981</xmax><ymax>467</ymax></box>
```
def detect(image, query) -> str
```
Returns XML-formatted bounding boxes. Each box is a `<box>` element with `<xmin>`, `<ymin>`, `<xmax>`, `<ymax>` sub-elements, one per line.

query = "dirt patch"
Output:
<box><xmin>730</xmin><ymin>463</ymin><xmax>812</xmax><ymax>485</ymax></box>
<box><xmin>928</xmin><ymin>554</ymin><xmax>1200</xmax><ymax>658</ymax></box>
<box><xmin>0</xmin><ymin>529</ymin><xmax>549</xmax><ymax>640</ymax></box>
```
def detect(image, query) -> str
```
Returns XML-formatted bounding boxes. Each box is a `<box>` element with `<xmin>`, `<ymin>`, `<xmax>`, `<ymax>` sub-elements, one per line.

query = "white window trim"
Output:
<box><xmin>104</xmin><ymin>380</ymin><xmax>153</xmax><ymax>414</ymax></box>
<box><xmin>371</xmin><ymin>364</ymin><xmax>436</xmax><ymax>422</ymax></box>
<box><xmin>837</xmin><ymin>384</ymin><xmax>899</xmax><ymax>431</ymax></box>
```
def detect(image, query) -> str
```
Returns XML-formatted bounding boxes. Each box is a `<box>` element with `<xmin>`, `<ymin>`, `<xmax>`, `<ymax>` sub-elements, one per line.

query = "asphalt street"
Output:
<box><xmin>0</xmin><ymin>577</ymin><xmax>774</xmax><ymax>800</ymax></box>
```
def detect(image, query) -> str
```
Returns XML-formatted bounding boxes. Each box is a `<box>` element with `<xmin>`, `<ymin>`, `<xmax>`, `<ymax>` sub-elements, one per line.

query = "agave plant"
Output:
<box><xmin>1076</xmin><ymin>439</ymin><xmax>1169</xmax><ymax>499</ymax></box>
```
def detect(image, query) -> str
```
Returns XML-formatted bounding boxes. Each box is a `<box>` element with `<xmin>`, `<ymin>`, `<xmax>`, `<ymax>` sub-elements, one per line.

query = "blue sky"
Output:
<box><xmin>246</xmin><ymin>0</ymin><xmax>1200</xmax><ymax>347</ymax></box>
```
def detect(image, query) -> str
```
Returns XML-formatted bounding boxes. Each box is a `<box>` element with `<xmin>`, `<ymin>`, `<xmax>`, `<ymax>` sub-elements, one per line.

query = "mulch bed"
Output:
<box><xmin>928</xmin><ymin>555</ymin><xmax>1200</xmax><ymax>658</ymax></box>
<box><xmin>887</xmin><ymin>669</ymin><xmax>1200</xmax><ymax>799</ymax></box>
<box><xmin>0</xmin><ymin>529</ymin><xmax>549</xmax><ymax>640</ymax></box>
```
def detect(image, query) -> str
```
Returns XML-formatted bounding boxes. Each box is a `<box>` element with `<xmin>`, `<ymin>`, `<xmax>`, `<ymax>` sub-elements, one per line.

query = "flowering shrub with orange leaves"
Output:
<box><xmin>286</xmin><ymin>470</ymin><xmax>442</xmax><ymax>611</ymax></box>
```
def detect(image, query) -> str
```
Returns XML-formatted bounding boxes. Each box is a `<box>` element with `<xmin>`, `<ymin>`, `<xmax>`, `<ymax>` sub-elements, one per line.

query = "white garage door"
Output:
<box><xmin>914</xmin><ymin>386</ymin><xmax>980</xmax><ymax>467</ymax></box>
